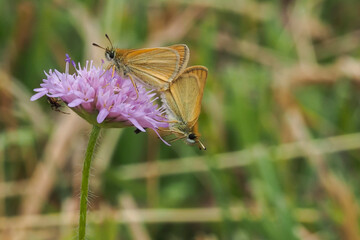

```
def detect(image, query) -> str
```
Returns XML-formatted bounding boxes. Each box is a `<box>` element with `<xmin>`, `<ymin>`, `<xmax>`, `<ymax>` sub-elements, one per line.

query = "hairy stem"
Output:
<box><xmin>79</xmin><ymin>125</ymin><xmax>101</xmax><ymax>240</ymax></box>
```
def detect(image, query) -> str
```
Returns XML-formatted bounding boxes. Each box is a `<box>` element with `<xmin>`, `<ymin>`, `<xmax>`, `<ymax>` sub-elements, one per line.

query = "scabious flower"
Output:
<box><xmin>31</xmin><ymin>54</ymin><xmax>169</xmax><ymax>144</ymax></box>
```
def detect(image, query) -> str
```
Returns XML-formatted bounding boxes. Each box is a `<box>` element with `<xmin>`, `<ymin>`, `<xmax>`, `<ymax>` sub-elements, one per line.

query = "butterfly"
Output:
<box><xmin>93</xmin><ymin>34</ymin><xmax>189</xmax><ymax>96</ymax></box>
<box><xmin>160</xmin><ymin>66</ymin><xmax>207</xmax><ymax>150</ymax></box>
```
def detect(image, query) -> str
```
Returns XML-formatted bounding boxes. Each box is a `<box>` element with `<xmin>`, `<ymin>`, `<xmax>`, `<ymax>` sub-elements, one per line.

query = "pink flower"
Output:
<box><xmin>31</xmin><ymin>54</ymin><xmax>169</xmax><ymax>144</ymax></box>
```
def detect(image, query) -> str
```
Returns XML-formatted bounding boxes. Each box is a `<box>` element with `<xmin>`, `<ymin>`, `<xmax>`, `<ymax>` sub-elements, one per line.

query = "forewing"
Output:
<box><xmin>167</xmin><ymin>44</ymin><xmax>190</xmax><ymax>77</ymax></box>
<box><xmin>169</xmin><ymin>66</ymin><xmax>208</xmax><ymax>126</ymax></box>
<box><xmin>124</xmin><ymin>47</ymin><xmax>180</xmax><ymax>89</ymax></box>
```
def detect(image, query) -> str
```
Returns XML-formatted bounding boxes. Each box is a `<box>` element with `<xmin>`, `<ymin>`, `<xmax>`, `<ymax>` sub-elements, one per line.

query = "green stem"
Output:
<box><xmin>79</xmin><ymin>125</ymin><xmax>101</xmax><ymax>240</ymax></box>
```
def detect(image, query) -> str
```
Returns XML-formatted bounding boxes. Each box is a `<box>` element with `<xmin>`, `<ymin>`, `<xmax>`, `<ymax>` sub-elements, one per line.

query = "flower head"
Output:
<box><xmin>31</xmin><ymin>54</ymin><xmax>169</xmax><ymax>144</ymax></box>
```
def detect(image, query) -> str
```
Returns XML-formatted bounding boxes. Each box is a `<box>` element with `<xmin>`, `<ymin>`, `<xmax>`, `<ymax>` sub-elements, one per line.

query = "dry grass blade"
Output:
<box><xmin>119</xmin><ymin>193</ymin><xmax>151</xmax><ymax>240</ymax></box>
<box><xmin>0</xmin><ymin>206</ymin><xmax>318</xmax><ymax>230</ymax></box>
<box><xmin>114</xmin><ymin>132</ymin><xmax>360</xmax><ymax>180</ymax></box>
<box><xmin>9</xmin><ymin>115</ymin><xmax>89</xmax><ymax>240</ymax></box>
<box><xmin>20</xmin><ymin>115</ymin><xmax>88</xmax><ymax>215</ymax></box>
<box><xmin>5</xmin><ymin>132</ymin><xmax>360</xmax><ymax>196</ymax></box>
<box><xmin>287</xmin><ymin>1</ymin><xmax>317</xmax><ymax>64</ymax></box>
<box><xmin>273</xmin><ymin>58</ymin><xmax>360</xmax><ymax>88</ymax></box>
<box><xmin>217</xmin><ymin>33</ymin><xmax>290</xmax><ymax>68</ymax></box>
<box><xmin>316</xmin><ymin>30</ymin><xmax>360</xmax><ymax>59</ymax></box>
<box><xmin>154</xmin><ymin>0</ymin><xmax>274</xmax><ymax>21</ymax></box>
<box><xmin>0</xmin><ymin>71</ymin><xmax>49</xmax><ymax>135</ymax></box>
<box><xmin>275</xmin><ymin>64</ymin><xmax>360</xmax><ymax>239</ymax></box>
<box><xmin>296</xmin><ymin>226</ymin><xmax>321</xmax><ymax>240</ymax></box>
<box><xmin>276</xmin><ymin>4</ymin><xmax>360</xmax><ymax>237</ymax></box>
<box><xmin>146</xmin><ymin>7</ymin><xmax>206</xmax><ymax>47</ymax></box>
<box><xmin>68</xmin><ymin>2</ymin><xmax>102</xmax><ymax>62</ymax></box>
<box><xmin>0</xmin><ymin>180</ymin><xmax>29</xmax><ymax>198</ymax></box>
<box><xmin>145</xmin><ymin>131</ymin><xmax>160</xmax><ymax>207</ymax></box>
<box><xmin>284</xmin><ymin>107</ymin><xmax>360</xmax><ymax>240</ymax></box>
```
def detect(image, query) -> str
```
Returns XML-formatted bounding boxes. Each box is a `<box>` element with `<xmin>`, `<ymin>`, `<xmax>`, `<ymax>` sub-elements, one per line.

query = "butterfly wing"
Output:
<box><xmin>161</xmin><ymin>88</ymin><xmax>183</xmax><ymax>123</ymax></box>
<box><xmin>124</xmin><ymin>47</ymin><xmax>181</xmax><ymax>90</ymax></box>
<box><xmin>165</xmin><ymin>66</ymin><xmax>208</xmax><ymax>127</ymax></box>
<box><xmin>167</xmin><ymin>44</ymin><xmax>190</xmax><ymax>77</ymax></box>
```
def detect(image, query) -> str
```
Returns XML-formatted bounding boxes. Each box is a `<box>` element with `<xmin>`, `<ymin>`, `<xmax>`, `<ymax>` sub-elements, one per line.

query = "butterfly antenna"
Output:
<box><xmin>105</xmin><ymin>34</ymin><xmax>113</xmax><ymax>48</ymax></box>
<box><xmin>198</xmin><ymin>140</ymin><xmax>206</xmax><ymax>150</ymax></box>
<box><xmin>92</xmin><ymin>43</ymin><xmax>106</xmax><ymax>50</ymax></box>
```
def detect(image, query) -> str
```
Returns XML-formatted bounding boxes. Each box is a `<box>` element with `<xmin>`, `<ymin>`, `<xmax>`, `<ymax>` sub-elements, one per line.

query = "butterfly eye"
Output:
<box><xmin>188</xmin><ymin>133</ymin><xmax>196</xmax><ymax>140</ymax></box>
<box><xmin>105</xmin><ymin>50</ymin><xmax>115</xmax><ymax>60</ymax></box>
<box><xmin>186</xmin><ymin>133</ymin><xmax>197</xmax><ymax>144</ymax></box>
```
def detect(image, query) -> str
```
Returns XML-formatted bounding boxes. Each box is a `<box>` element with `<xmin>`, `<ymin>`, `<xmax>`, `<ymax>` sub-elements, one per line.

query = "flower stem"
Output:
<box><xmin>79</xmin><ymin>125</ymin><xmax>101</xmax><ymax>240</ymax></box>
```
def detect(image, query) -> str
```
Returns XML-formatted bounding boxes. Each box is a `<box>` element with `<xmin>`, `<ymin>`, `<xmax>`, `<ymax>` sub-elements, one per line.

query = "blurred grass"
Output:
<box><xmin>2</xmin><ymin>0</ymin><xmax>360</xmax><ymax>239</ymax></box>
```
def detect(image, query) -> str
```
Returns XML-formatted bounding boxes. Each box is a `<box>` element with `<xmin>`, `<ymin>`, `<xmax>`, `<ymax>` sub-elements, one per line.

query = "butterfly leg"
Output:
<box><xmin>157</xmin><ymin>130</ymin><xmax>183</xmax><ymax>142</ymax></box>
<box><xmin>159</xmin><ymin>129</ymin><xmax>173</xmax><ymax>132</ymax></box>
<box><xmin>100</xmin><ymin>65</ymin><xmax>116</xmax><ymax>90</ymax></box>
<box><xmin>169</xmin><ymin>136</ymin><xmax>186</xmax><ymax>143</ymax></box>
<box><xmin>157</xmin><ymin>118</ymin><xmax>180</xmax><ymax>124</ymax></box>
<box><xmin>163</xmin><ymin>120</ymin><xmax>179</xmax><ymax>124</ymax></box>
<box><xmin>160</xmin><ymin>132</ymin><xmax>174</xmax><ymax>138</ymax></box>
<box><xmin>128</xmin><ymin>74</ymin><xmax>139</xmax><ymax>100</ymax></box>
<box><xmin>157</xmin><ymin>128</ymin><xmax>178</xmax><ymax>139</ymax></box>
<box><xmin>158</xmin><ymin>128</ymin><xmax>184</xmax><ymax>136</ymax></box>
<box><xmin>100</xmin><ymin>64</ymin><xmax>112</xmax><ymax>78</ymax></box>
<box><xmin>111</xmin><ymin>65</ymin><xmax>115</xmax><ymax>78</ymax></box>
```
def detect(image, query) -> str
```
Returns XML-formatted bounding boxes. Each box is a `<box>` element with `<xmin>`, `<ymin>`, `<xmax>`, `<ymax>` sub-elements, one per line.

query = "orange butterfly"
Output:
<box><xmin>93</xmin><ymin>34</ymin><xmax>189</xmax><ymax>96</ymax></box>
<box><xmin>160</xmin><ymin>66</ymin><xmax>207</xmax><ymax>150</ymax></box>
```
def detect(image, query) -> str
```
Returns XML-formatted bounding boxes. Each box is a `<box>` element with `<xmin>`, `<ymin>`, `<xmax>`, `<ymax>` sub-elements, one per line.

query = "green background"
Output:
<box><xmin>1</xmin><ymin>0</ymin><xmax>360</xmax><ymax>239</ymax></box>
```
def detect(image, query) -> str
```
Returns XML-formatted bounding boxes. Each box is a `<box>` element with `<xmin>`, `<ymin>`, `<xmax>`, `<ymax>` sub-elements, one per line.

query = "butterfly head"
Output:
<box><xmin>92</xmin><ymin>34</ymin><xmax>116</xmax><ymax>62</ymax></box>
<box><xmin>105</xmin><ymin>48</ymin><xmax>116</xmax><ymax>61</ymax></box>
<box><xmin>186</xmin><ymin>133</ymin><xmax>197</xmax><ymax>144</ymax></box>
<box><xmin>186</xmin><ymin>132</ymin><xmax>206</xmax><ymax>150</ymax></box>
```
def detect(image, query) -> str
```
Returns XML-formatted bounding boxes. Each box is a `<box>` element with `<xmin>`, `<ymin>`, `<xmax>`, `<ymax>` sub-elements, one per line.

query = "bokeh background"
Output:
<box><xmin>1</xmin><ymin>0</ymin><xmax>360</xmax><ymax>239</ymax></box>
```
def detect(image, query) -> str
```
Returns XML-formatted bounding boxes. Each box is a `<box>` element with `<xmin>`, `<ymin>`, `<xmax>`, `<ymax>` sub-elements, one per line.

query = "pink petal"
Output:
<box><xmin>68</xmin><ymin>98</ymin><xmax>84</xmax><ymax>107</ymax></box>
<box><xmin>152</xmin><ymin>128</ymin><xmax>171</xmax><ymax>146</ymax></box>
<box><xmin>97</xmin><ymin>108</ymin><xmax>109</xmax><ymax>123</ymax></box>
<box><xmin>30</xmin><ymin>91</ymin><xmax>47</xmax><ymax>101</ymax></box>
<box><xmin>128</xmin><ymin>118</ymin><xmax>145</xmax><ymax>132</ymax></box>
<box><xmin>48</xmin><ymin>93</ymin><xmax>64</xmax><ymax>98</ymax></box>
<box><xmin>33</xmin><ymin>88</ymin><xmax>46</xmax><ymax>92</ymax></box>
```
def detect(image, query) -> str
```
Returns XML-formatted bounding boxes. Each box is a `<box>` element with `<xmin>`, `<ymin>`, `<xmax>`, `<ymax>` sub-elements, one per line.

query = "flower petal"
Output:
<box><xmin>30</xmin><ymin>91</ymin><xmax>47</xmax><ymax>101</ymax></box>
<box><xmin>33</xmin><ymin>88</ymin><xmax>46</xmax><ymax>92</ymax></box>
<box><xmin>152</xmin><ymin>128</ymin><xmax>171</xmax><ymax>146</ymax></box>
<box><xmin>32</xmin><ymin>54</ymin><xmax>171</xmax><ymax>146</ymax></box>
<box><xmin>68</xmin><ymin>98</ymin><xmax>84</xmax><ymax>107</ymax></box>
<box><xmin>128</xmin><ymin>118</ymin><xmax>145</xmax><ymax>132</ymax></box>
<box><xmin>97</xmin><ymin>108</ymin><xmax>109</xmax><ymax>123</ymax></box>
